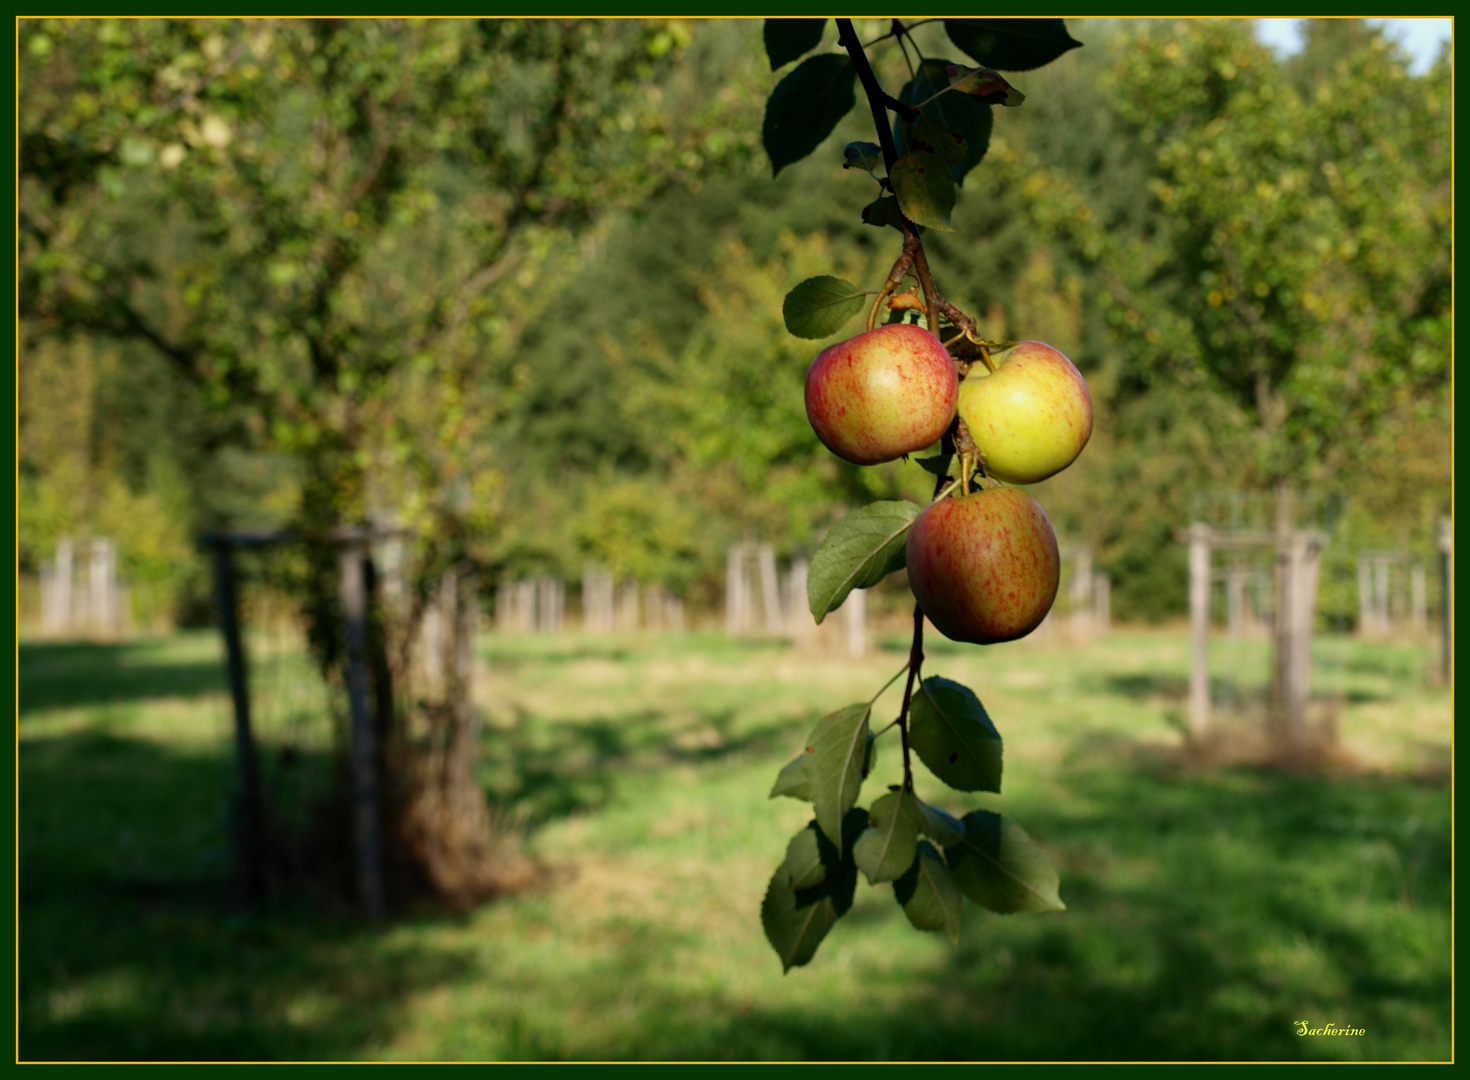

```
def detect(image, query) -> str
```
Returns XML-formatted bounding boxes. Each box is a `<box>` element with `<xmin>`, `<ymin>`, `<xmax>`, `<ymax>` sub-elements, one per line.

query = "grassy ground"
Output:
<box><xmin>17</xmin><ymin>624</ymin><xmax>1452</xmax><ymax>1061</ymax></box>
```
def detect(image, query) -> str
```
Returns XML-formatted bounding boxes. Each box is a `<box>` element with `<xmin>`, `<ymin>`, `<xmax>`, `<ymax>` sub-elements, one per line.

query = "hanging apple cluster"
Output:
<box><xmin>759</xmin><ymin>18</ymin><xmax>1087</xmax><ymax>970</ymax></box>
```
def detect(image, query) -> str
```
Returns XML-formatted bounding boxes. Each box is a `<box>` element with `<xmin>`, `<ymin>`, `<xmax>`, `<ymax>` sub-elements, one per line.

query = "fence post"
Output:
<box><xmin>89</xmin><ymin>536</ymin><xmax>118</xmax><ymax>637</ymax></box>
<box><xmin>1357</xmin><ymin>554</ymin><xmax>1374</xmax><ymax>636</ymax></box>
<box><xmin>1093</xmin><ymin>572</ymin><xmax>1110</xmax><ymax>636</ymax></box>
<box><xmin>1410</xmin><ymin>562</ymin><xmax>1427</xmax><ymax>634</ymax></box>
<box><xmin>582</xmin><ymin>568</ymin><xmax>614</xmax><ymax>633</ymax></box>
<box><xmin>786</xmin><ymin>557</ymin><xmax>814</xmax><ymax>645</ymax></box>
<box><xmin>210</xmin><ymin>537</ymin><xmax>266</xmax><ymax>905</ymax></box>
<box><xmin>1070</xmin><ymin>546</ymin><xmax>1093</xmax><ymax>641</ymax></box>
<box><xmin>340</xmin><ymin>542</ymin><xmax>386</xmax><ymax>918</ymax></box>
<box><xmin>1187</xmin><ymin>523</ymin><xmax>1211</xmax><ymax>742</ymax></box>
<box><xmin>844</xmin><ymin>588</ymin><xmax>867</xmax><ymax>658</ymax></box>
<box><xmin>44</xmin><ymin>538</ymin><xmax>74</xmax><ymax>634</ymax></box>
<box><xmin>1283</xmin><ymin>531</ymin><xmax>1323</xmax><ymax>742</ymax></box>
<box><xmin>727</xmin><ymin>542</ymin><xmax>755</xmax><ymax>638</ymax></box>
<box><xmin>1226</xmin><ymin>562</ymin><xmax>1247</xmax><ymax>639</ymax></box>
<box><xmin>757</xmin><ymin>543</ymin><xmax>783</xmax><ymax>635</ymax></box>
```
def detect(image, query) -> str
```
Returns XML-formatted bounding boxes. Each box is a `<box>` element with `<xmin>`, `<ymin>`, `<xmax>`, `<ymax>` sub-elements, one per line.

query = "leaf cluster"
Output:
<box><xmin>764</xmin><ymin>676</ymin><xmax>1062</xmax><ymax>969</ymax></box>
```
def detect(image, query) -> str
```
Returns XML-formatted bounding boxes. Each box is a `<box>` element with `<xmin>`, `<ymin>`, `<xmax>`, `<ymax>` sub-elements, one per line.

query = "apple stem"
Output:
<box><xmin>868</xmin><ymin>659</ymin><xmax>912</xmax><ymax>707</ymax></box>
<box><xmin>894</xmin><ymin>602</ymin><xmax>925</xmax><ymax>793</ymax></box>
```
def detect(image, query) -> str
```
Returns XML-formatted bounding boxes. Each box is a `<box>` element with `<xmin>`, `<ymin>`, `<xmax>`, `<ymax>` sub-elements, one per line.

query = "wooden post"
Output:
<box><xmin>582</xmin><ymin>568</ymin><xmax>614</xmax><ymax>633</ymax></box>
<box><xmin>1410</xmin><ymin>562</ymin><xmax>1427</xmax><ymax>635</ymax></box>
<box><xmin>786</xmin><ymin>557</ymin><xmax>814</xmax><ymax>645</ymax></box>
<box><xmin>340</xmin><ymin>543</ymin><xmax>386</xmax><ymax>918</ymax></box>
<box><xmin>89</xmin><ymin>536</ymin><xmax>117</xmax><ymax>637</ymax></box>
<box><xmin>1226</xmin><ymin>562</ymin><xmax>1247</xmax><ymax>639</ymax></box>
<box><xmin>757</xmin><ymin>543</ymin><xmax>782</xmax><ymax>634</ymax></box>
<box><xmin>1357</xmin><ymin>554</ymin><xmax>1374</xmax><ymax>636</ymax></box>
<box><xmin>1282</xmin><ymin>531</ymin><xmax>1323</xmax><ymax>742</ymax></box>
<box><xmin>1439</xmin><ymin>519</ymin><xmax>1453</xmax><ymax>685</ymax></box>
<box><xmin>210</xmin><ymin>538</ymin><xmax>266</xmax><ymax>905</ymax></box>
<box><xmin>616</xmin><ymin>579</ymin><xmax>640</xmax><ymax>632</ymax></box>
<box><xmin>726</xmin><ymin>542</ymin><xmax>754</xmax><ymax>638</ymax></box>
<box><xmin>1187</xmin><ymin>523</ymin><xmax>1211</xmax><ymax>742</ymax></box>
<box><xmin>1070</xmin><ymin>546</ymin><xmax>1093</xmax><ymax>642</ymax></box>
<box><xmin>844</xmin><ymin>587</ymin><xmax>867</xmax><ymax>658</ymax></box>
<box><xmin>44</xmin><ymin>537</ymin><xmax>73</xmax><ymax>634</ymax></box>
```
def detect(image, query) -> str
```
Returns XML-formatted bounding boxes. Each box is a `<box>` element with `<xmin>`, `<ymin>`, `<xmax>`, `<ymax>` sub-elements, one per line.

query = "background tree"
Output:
<box><xmin>19</xmin><ymin>16</ymin><xmax>760</xmax><ymax>904</ymax></box>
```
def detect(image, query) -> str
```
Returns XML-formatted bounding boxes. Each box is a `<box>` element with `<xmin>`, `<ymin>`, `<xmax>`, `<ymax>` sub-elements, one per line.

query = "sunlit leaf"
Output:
<box><xmin>945</xmin><ymin>63</ymin><xmax>1025</xmax><ymax>107</ymax></box>
<box><xmin>804</xmin><ymin>704</ymin><xmax>871</xmax><ymax>847</ymax></box>
<box><xmin>784</xmin><ymin>821</ymin><xmax>827</xmax><ymax>890</ymax></box>
<box><xmin>853</xmin><ymin>788</ymin><xmax>923</xmax><ymax>884</ymax></box>
<box><xmin>894</xmin><ymin>60</ymin><xmax>994</xmax><ymax>186</ymax></box>
<box><xmin>770</xmin><ymin>753</ymin><xmax>811</xmax><ymax>801</ymax></box>
<box><xmin>890</xmin><ymin>152</ymin><xmax>957</xmax><ymax>232</ymax></box>
<box><xmin>782</xmin><ymin>275</ymin><xmax>866</xmax><ymax>339</ymax></box>
<box><xmin>807</xmin><ymin>500</ymin><xmax>921</xmax><ymax>621</ymax></box>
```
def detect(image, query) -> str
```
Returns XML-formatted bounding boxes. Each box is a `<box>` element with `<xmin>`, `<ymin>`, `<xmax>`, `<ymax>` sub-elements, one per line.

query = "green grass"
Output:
<box><xmin>18</xmin><ymin>626</ymin><xmax>1452</xmax><ymax>1061</ymax></box>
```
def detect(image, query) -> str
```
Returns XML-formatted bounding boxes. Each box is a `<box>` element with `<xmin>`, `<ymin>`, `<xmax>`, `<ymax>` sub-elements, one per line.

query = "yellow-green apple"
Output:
<box><xmin>905</xmin><ymin>488</ymin><xmax>1060</xmax><ymax>644</ymax></box>
<box><xmin>956</xmin><ymin>341</ymin><xmax>1092</xmax><ymax>484</ymax></box>
<box><xmin>805</xmin><ymin>324</ymin><xmax>958</xmax><ymax>466</ymax></box>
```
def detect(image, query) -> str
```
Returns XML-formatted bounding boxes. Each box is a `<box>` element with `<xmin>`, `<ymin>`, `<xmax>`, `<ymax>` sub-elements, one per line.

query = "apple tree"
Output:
<box><xmin>19</xmin><ymin>17</ymin><xmax>756</xmax><ymax>905</ymax></box>
<box><xmin>755</xmin><ymin>18</ymin><xmax>1086</xmax><ymax>969</ymax></box>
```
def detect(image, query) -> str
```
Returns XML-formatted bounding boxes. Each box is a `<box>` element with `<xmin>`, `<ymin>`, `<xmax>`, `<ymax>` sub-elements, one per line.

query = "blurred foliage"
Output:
<box><xmin>18</xmin><ymin>18</ymin><xmax>1451</xmax><ymax>630</ymax></box>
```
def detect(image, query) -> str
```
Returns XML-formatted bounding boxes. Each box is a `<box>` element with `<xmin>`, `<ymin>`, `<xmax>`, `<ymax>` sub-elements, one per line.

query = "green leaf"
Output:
<box><xmin>770</xmin><ymin>753</ymin><xmax>811</xmax><ymax>801</ymax></box>
<box><xmin>917</xmin><ymin>799</ymin><xmax>967</xmax><ymax>847</ymax></box>
<box><xmin>915</xmin><ymin>452</ymin><xmax>953</xmax><ymax>477</ymax></box>
<box><xmin>894</xmin><ymin>59</ymin><xmax>993</xmax><ymax>186</ymax></box>
<box><xmin>782</xmin><ymin>275</ymin><xmax>866</xmax><ymax>340</ymax></box>
<box><xmin>943</xmin><ymin>19</ymin><xmax>1082</xmax><ymax>73</ymax></box>
<box><xmin>860</xmin><ymin>195</ymin><xmax>907</xmax><ymax>232</ymax></box>
<box><xmin>763</xmin><ymin>18</ymin><xmax>827</xmax><ymax>71</ymax></box>
<box><xmin>909</xmin><ymin>676</ymin><xmax>1003</xmax><ymax>793</ymax></box>
<box><xmin>945</xmin><ymin>811</ymin><xmax>1066</xmax><ymax>914</ymax></box>
<box><xmin>761</xmin><ymin>863</ymin><xmax>840</xmax><ymax>972</ymax></box>
<box><xmin>945</xmin><ymin>63</ymin><xmax>1025</xmax><ymax>107</ymax></box>
<box><xmin>804</xmin><ymin>703</ymin><xmax>871</xmax><ymax>848</ymax></box>
<box><xmin>904</xmin><ymin>115</ymin><xmax>967</xmax><ymax>165</ymax></box>
<box><xmin>784</xmin><ymin>822</ymin><xmax>827</xmax><ymax>890</ymax></box>
<box><xmin>853</xmin><ymin>789</ymin><xmax>923</xmax><ymax>885</ymax></box>
<box><xmin>894</xmin><ymin>840</ymin><xmax>964</xmax><ymax>943</ymax></box>
<box><xmin>807</xmin><ymin>500</ymin><xmax>922</xmax><ymax>622</ymax></box>
<box><xmin>843</xmin><ymin>141</ymin><xmax>883</xmax><ymax>173</ymax></box>
<box><xmin>890</xmin><ymin>152</ymin><xmax>956</xmax><ymax>232</ymax></box>
<box><xmin>763</xmin><ymin>53</ymin><xmax>856</xmax><ymax>177</ymax></box>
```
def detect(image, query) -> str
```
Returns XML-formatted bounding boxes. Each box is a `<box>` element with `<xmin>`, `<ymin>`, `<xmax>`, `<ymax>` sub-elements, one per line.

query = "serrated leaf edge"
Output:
<box><xmin>916</xmin><ymin>677</ymin><xmax>1003</xmax><ymax>793</ymax></box>
<box><xmin>810</xmin><ymin>502</ymin><xmax>920</xmax><ymax>623</ymax></box>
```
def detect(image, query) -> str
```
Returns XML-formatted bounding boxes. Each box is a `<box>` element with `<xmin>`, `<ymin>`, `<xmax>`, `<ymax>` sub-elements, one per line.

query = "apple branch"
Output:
<box><xmin>836</xmin><ymin>20</ymin><xmax>978</xmax><ymax>348</ymax></box>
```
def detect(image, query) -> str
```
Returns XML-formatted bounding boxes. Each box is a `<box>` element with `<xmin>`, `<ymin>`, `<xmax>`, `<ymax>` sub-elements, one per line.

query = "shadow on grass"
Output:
<box><xmin>19</xmin><ymin>640</ymin><xmax>227</xmax><ymax>718</ymax></box>
<box><xmin>479</xmin><ymin>705</ymin><xmax>792</xmax><ymax>824</ymax></box>
<box><xmin>19</xmin><ymin>641</ymin><xmax>1450</xmax><ymax>1061</ymax></box>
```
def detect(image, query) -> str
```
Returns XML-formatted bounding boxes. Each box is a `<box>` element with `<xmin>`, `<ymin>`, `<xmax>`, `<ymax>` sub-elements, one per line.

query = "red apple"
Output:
<box><xmin>957</xmin><ymin>341</ymin><xmax>1092</xmax><ymax>484</ymax></box>
<box><xmin>805</xmin><ymin>324</ymin><xmax>958</xmax><ymax>466</ymax></box>
<box><xmin>905</xmin><ymin>488</ymin><xmax>1060</xmax><ymax>645</ymax></box>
